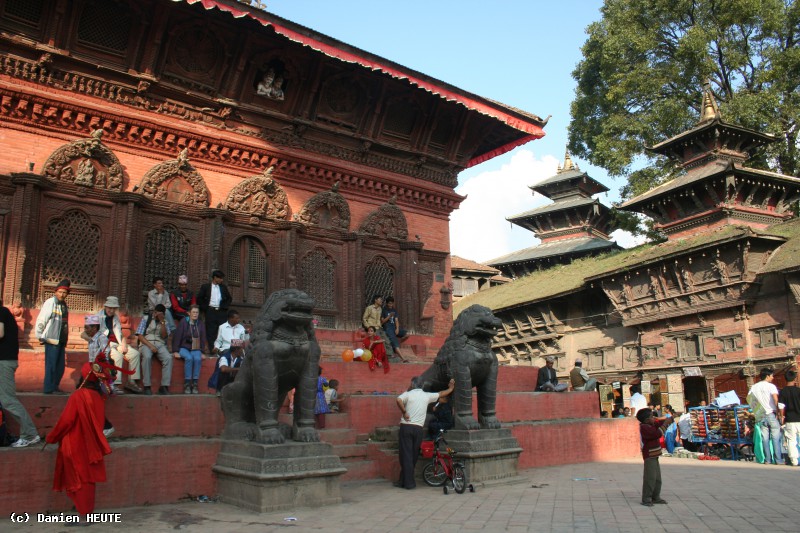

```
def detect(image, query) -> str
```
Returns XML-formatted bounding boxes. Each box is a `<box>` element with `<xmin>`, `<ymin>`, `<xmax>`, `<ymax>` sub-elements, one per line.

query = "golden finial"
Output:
<box><xmin>699</xmin><ymin>82</ymin><xmax>721</xmax><ymax>123</ymax></box>
<box><xmin>558</xmin><ymin>148</ymin><xmax>579</xmax><ymax>173</ymax></box>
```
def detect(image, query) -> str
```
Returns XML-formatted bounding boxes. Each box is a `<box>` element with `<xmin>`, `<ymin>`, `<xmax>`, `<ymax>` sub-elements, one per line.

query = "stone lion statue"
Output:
<box><xmin>418</xmin><ymin>304</ymin><xmax>503</xmax><ymax>430</ymax></box>
<box><xmin>221</xmin><ymin>288</ymin><xmax>321</xmax><ymax>444</ymax></box>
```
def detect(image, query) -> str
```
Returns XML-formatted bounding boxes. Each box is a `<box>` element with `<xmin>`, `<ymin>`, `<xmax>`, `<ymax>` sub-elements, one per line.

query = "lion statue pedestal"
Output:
<box><xmin>213</xmin><ymin>289</ymin><xmax>345</xmax><ymax>512</ymax></box>
<box><xmin>419</xmin><ymin>304</ymin><xmax>524</xmax><ymax>484</ymax></box>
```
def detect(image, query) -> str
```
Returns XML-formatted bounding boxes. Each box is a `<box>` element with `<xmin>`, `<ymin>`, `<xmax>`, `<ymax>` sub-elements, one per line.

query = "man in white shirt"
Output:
<box><xmin>629</xmin><ymin>385</ymin><xmax>648</xmax><ymax>416</ymax></box>
<box><xmin>675</xmin><ymin>412</ymin><xmax>697</xmax><ymax>451</ymax></box>
<box><xmin>747</xmin><ymin>367</ymin><xmax>783</xmax><ymax>465</ymax></box>
<box><xmin>214</xmin><ymin>310</ymin><xmax>247</xmax><ymax>356</ymax></box>
<box><xmin>395</xmin><ymin>377</ymin><xmax>455</xmax><ymax>490</ymax></box>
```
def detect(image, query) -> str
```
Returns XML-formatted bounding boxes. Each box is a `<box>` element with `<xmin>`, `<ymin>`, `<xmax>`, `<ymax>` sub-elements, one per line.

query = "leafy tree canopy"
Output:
<box><xmin>569</xmin><ymin>0</ymin><xmax>800</xmax><ymax>221</ymax></box>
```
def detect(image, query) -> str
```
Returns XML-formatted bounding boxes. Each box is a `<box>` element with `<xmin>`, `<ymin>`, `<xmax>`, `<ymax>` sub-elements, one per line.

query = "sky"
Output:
<box><xmin>264</xmin><ymin>0</ymin><xmax>643</xmax><ymax>263</ymax></box>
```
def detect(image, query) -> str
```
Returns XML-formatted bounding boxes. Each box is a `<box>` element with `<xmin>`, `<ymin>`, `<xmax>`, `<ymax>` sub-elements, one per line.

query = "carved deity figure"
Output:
<box><xmin>417</xmin><ymin>305</ymin><xmax>503</xmax><ymax>430</ymax></box>
<box><xmin>256</xmin><ymin>69</ymin><xmax>285</xmax><ymax>100</ymax></box>
<box><xmin>712</xmin><ymin>257</ymin><xmax>730</xmax><ymax>284</ymax></box>
<box><xmin>75</xmin><ymin>158</ymin><xmax>95</xmax><ymax>186</ymax></box>
<box><xmin>681</xmin><ymin>266</ymin><xmax>695</xmax><ymax>292</ymax></box>
<box><xmin>10</xmin><ymin>301</ymin><xmax>25</xmax><ymax>332</ymax></box>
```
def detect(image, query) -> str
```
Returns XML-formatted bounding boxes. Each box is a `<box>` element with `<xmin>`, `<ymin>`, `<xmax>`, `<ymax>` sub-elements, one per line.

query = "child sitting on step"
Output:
<box><xmin>325</xmin><ymin>379</ymin><xmax>344</xmax><ymax>412</ymax></box>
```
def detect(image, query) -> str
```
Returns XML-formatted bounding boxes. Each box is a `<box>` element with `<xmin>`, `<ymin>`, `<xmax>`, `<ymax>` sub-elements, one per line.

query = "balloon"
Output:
<box><xmin>353</xmin><ymin>348</ymin><xmax>364</xmax><ymax>359</ymax></box>
<box><xmin>341</xmin><ymin>349</ymin><xmax>354</xmax><ymax>362</ymax></box>
<box><xmin>361</xmin><ymin>349</ymin><xmax>372</xmax><ymax>362</ymax></box>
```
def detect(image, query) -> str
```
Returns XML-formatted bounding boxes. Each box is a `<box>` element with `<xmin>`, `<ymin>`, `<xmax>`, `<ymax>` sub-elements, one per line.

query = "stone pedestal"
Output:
<box><xmin>213</xmin><ymin>440</ymin><xmax>346</xmax><ymax>512</ymax></box>
<box><xmin>443</xmin><ymin>429</ymin><xmax>522</xmax><ymax>484</ymax></box>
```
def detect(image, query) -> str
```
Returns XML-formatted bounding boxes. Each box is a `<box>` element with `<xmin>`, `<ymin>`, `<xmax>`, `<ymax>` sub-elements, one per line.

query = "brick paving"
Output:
<box><xmin>9</xmin><ymin>458</ymin><xmax>799</xmax><ymax>532</ymax></box>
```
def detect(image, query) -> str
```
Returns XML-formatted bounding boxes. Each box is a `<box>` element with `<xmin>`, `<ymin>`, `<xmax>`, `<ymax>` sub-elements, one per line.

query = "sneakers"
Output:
<box><xmin>112</xmin><ymin>386</ymin><xmax>125</xmax><ymax>395</ymax></box>
<box><xmin>103</xmin><ymin>427</ymin><xmax>115</xmax><ymax>438</ymax></box>
<box><xmin>158</xmin><ymin>386</ymin><xmax>170</xmax><ymax>395</ymax></box>
<box><xmin>11</xmin><ymin>435</ymin><xmax>41</xmax><ymax>448</ymax></box>
<box><xmin>184</xmin><ymin>382</ymin><xmax>192</xmax><ymax>395</ymax></box>
<box><xmin>143</xmin><ymin>386</ymin><xmax>152</xmax><ymax>396</ymax></box>
<box><xmin>191</xmin><ymin>382</ymin><xmax>199</xmax><ymax>394</ymax></box>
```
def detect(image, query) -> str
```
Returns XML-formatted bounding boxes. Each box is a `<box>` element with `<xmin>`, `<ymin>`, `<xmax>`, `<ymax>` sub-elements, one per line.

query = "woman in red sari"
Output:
<box><xmin>45</xmin><ymin>361</ymin><xmax>113</xmax><ymax>517</ymax></box>
<box><xmin>363</xmin><ymin>326</ymin><xmax>389</xmax><ymax>374</ymax></box>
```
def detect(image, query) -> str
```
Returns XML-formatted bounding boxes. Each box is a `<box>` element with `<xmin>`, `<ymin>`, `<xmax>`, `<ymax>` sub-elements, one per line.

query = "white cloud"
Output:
<box><xmin>450</xmin><ymin>150</ymin><xmax>560</xmax><ymax>263</ymax></box>
<box><xmin>611</xmin><ymin>228</ymin><xmax>648</xmax><ymax>249</ymax></box>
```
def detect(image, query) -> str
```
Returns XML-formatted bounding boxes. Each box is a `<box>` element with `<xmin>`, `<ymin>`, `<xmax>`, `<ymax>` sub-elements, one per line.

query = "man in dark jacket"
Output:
<box><xmin>537</xmin><ymin>356</ymin><xmax>567</xmax><ymax>392</ymax></box>
<box><xmin>197</xmin><ymin>270</ymin><xmax>232</xmax><ymax>349</ymax></box>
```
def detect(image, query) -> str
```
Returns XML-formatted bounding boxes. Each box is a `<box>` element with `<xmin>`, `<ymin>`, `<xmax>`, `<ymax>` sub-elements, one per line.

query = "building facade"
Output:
<box><xmin>0</xmin><ymin>0</ymin><xmax>547</xmax><ymax>349</ymax></box>
<box><xmin>458</xmin><ymin>87</ymin><xmax>800</xmax><ymax>408</ymax></box>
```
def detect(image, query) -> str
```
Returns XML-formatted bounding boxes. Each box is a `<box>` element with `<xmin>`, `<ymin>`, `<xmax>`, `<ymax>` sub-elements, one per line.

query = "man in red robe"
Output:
<box><xmin>45</xmin><ymin>361</ymin><xmax>113</xmax><ymax>517</ymax></box>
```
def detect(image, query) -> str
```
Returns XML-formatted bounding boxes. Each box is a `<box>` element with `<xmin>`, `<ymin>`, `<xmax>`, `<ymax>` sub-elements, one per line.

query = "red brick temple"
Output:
<box><xmin>0</xmin><ymin>0</ymin><xmax>549</xmax><ymax>352</ymax></box>
<box><xmin>460</xmin><ymin>85</ymin><xmax>800</xmax><ymax>412</ymax></box>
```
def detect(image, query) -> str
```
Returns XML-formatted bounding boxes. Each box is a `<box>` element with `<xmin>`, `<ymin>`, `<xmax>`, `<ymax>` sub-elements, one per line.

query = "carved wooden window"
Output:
<box><xmin>677</xmin><ymin>335</ymin><xmax>702</xmax><ymax>361</ymax></box>
<box><xmin>364</xmin><ymin>256</ymin><xmax>394</xmax><ymax>306</ymax></box>
<box><xmin>2</xmin><ymin>0</ymin><xmax>44</xmax><ymax>28</ymax></box>
<box><xmin>382</xmin><ymin>100</ymin><xmax>417</xmax><ymax>140</ymax></box>
<box><xmin>76</xmin><ymin>0</ymin><xmax>132</xmax><ymax>56</ymax></box>
<box><xmin>228</xmin><ymin>237</ymin><xmax>267</xmax><ymax>305</ymax></box>
<box><xmin>580</xmin><ymin>349</ymin><xmax>605</xmax><ymax>371</ymax></box>
<box><xmin>757</xmin><ymin>328</ymin><xmax>780</xmax><ymax>348</ymax></box>
<box><xmin>718</xmin><ymin>335</ymin><xmax>741</xmax><ymax>353</ymax></box>
<box><xmin>142</xmin><ymin>225</ymin><xmax>189</xmax><ymax>294</ymax></box>
<box><xmin>299</xmin><ymin>249</ymin><xmax>336</xmax><ymax>329</ymax></box>
<box><xmin>41</xmin><ymin>209</ymin><xmax>100</xmax><ymax>289</ymax></box>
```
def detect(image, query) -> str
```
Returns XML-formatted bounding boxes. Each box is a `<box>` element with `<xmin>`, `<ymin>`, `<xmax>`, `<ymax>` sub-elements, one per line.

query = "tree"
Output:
<box><xmin>569</xmin><ymin>0</ymin><xmax>800</xmax><ymax>224</ymax></box>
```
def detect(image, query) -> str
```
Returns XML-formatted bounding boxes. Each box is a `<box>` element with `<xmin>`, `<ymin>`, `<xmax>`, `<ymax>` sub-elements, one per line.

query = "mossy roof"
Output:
<box><xmin>455</xmin><ymin>222</ymin><xmax>797</xmax><ymax>314</ymax></box>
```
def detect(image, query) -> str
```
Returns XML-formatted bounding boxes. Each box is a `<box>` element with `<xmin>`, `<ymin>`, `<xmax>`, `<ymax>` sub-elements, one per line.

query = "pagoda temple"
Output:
<box><xmin>488</xmin><ymin>151</ymin><xmax>619</xmax><ymax>278</ymax></box>
<box><xmin>459</xmin><ymin>86</ymin><xmax>800</xmax><ymax>412</ymax></box>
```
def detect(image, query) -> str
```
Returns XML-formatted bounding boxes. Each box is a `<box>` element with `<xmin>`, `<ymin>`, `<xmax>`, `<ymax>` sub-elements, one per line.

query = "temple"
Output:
<box><xmin>0</xmin><ymin>0</ymin><xmax>547</xmax><ymax>351</ymax></box>
<box><xmin>488</xmin><ymin>150</ymin><xmax>619</xmax><ymax>278</ymax></box>
<box><xmin>460</xmin><ymin>85</ymin><xmax>800</xmax><ymax>411</ymax></box>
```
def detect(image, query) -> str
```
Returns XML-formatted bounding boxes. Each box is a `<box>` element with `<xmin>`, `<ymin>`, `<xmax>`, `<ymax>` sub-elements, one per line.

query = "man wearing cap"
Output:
<box><xmin>170</xmin><ymin>274</ymin><xmax>196</xmax><ymax>322</ymax></box>
<box><xmin>87</xmin><ymin>297</ymin><xmax>142</xmax><ymax>394</ymax></box>
<box><xmin>536</xmin><ymin>356</ymin><xmax>567</xmax><ymax>392</ymax></box>
<box><xmin>35</xmin><ymin>279</ymin><xmax>71</xmax><ymax>394</ymax></box>
<box><xmin>570</xmin><ymin>357</ymin><xmax>598</xmax><ymax>392</ymax></box>
<box><xmin>135</xmin><ymin>304</ymin><xmax>174</xmax><ymax>395</ymax></box>
<box><xmin>198</xmin><ymin>270</ymin><xmax>232</xmax><ymax>349</ymax></box>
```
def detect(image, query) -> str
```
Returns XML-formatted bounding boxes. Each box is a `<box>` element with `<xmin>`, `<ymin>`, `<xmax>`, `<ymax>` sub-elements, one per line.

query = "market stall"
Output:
<box><xmin>689</xmin><ymin>405</ymin><xmax>752</xmax><ymax>460</ymax></box>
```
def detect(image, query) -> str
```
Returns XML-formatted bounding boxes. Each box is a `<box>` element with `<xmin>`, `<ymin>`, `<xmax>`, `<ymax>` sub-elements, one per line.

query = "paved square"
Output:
<box><xmin>13</xmin><ymin>458</ymin><xmax>799</xmax><ymax>532</ymax></box>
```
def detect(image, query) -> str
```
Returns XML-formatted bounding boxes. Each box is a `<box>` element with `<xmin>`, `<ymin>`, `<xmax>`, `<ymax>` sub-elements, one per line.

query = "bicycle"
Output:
<box><xmin>422</xmin><ymin>429</ymin><xmax>472</xmax><ymax>494</ymax></box>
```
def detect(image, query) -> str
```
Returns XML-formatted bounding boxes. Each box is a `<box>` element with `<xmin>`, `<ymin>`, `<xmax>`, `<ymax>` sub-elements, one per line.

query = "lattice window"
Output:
<box><xmin>41</xmin><ymin>210</ymin><xmax>100</xmax><ymax>288</ymax></box>
<box><xmin>383</xmin><ymin>100</ymin><xmax>416</xmax><ymax>139</ymax></box>
<box><xmin>3</xmin><ymin>0</ymin><xmax>44</xmax><ymax>27</ymax></box>
<box><xmin>42</xmin><ymin>290</ymin><xmax>96</xmax><ymax>312</ymax></box>
<box><xmin>364</xmin><ymin>256</ymin><xmax>394</xmax><ymax>306</ymax></box>
<box><xmin>228</xmin><ymin>237</ymin><xmax>267</xmax><ymax>304</ymax></box>
<box><xmin>77</xmin><ymin>0</ymin><xmax>131</xmax><ymax>56</ymax></box>
<box><xmin>142</xmin><ymin>226</ymin><xmax>189</xmax><ymax>293</ymax></box>
<box><xmin>300</xmin><ymin>249</ymin><xmax>335</xmax><ymax>310</ymax></box>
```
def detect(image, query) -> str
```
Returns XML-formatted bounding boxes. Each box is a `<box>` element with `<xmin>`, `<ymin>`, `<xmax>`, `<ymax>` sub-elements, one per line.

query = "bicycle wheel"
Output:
<box><xmin>423</xmin><ymin>461</ymin><xmax>447</xmax><ymax>487</ymax></box>
<box><xmin>452</xmin><ymin>464</ymin><xmax>467</xmax><ymax>494</ymax></box>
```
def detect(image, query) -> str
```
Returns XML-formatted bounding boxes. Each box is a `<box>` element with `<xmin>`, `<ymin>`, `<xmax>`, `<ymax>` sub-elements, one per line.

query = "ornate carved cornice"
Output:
<box><xmin>0</xmin><ymin>86</ymin><xmax>462</xmax><ymax>215</ymax></box>
<box><xmin>0</xmin><ymin>53</ymin><xmax>462</xmax><ymax>190</ymax></box>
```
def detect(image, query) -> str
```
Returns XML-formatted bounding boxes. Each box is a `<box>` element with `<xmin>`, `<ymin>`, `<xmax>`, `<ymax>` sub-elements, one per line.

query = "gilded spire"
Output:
<box><xmin>699</xmin><ymin>82</ymin><xmax>721</xmax><ymax>123</ymax></box>
<box><xmin>558</xmin><ymin>148</ymin><xmax>579</xmax><ymax>173</ymax></box>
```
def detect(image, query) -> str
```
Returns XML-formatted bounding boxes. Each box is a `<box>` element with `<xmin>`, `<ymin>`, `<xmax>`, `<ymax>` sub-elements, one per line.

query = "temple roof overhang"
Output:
<box><xmin>619</xmin><ymin>160</ymin><xmax>800</xmax><ymax>213</ymax></box>
<box><xmin>647</xmin><ymin>118</ymin><xmax>776</xmax><ymax>162</ymax></box>
<box><xmin>508</xmin><ymin>196</ymin><xmax>602</xmax><ymax>221</ymax></box>
<box><xmin>176</xmin><ymin>0</ymin><xmax>547</xmax><ymax>167</ymax></box>
<box><xmin>531</xmin><ymin>169</ymin><xmax>609</xmax><ymax>198</ymax></box>
<box><xmin>487</xmin><ymin>236</ymin><xmax>618</xmax><ymax>268</ymax></box>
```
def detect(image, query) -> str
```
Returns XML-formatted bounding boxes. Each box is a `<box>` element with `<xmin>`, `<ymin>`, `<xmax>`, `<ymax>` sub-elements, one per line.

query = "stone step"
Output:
<box><xmin>318</xmin><ymin>428</ymin><xmax>357</xmax><ymax>446</ymax></box>
<box><xmin>279</xmin><ymin>411</ymin><xmax>351</xmax><ymax>429</ymax></box>
<box><xmin>13</xmin><ymin>352</ymin><xmax>539</xmax><ymax>395</ymax></box>
<box><xmin>339</xmin><ymin>458</ymin><xmax>379</xmax><ymax>481</ymax></box>
<box><xmin>333</xmin><ymin>443</ymin><xmax>368</xmax><ymax>460</ymax></box>
<box><xmin>0</xmin><ymin>437</ymin><xmax>220</xmax><ymax>515</ymax></box>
